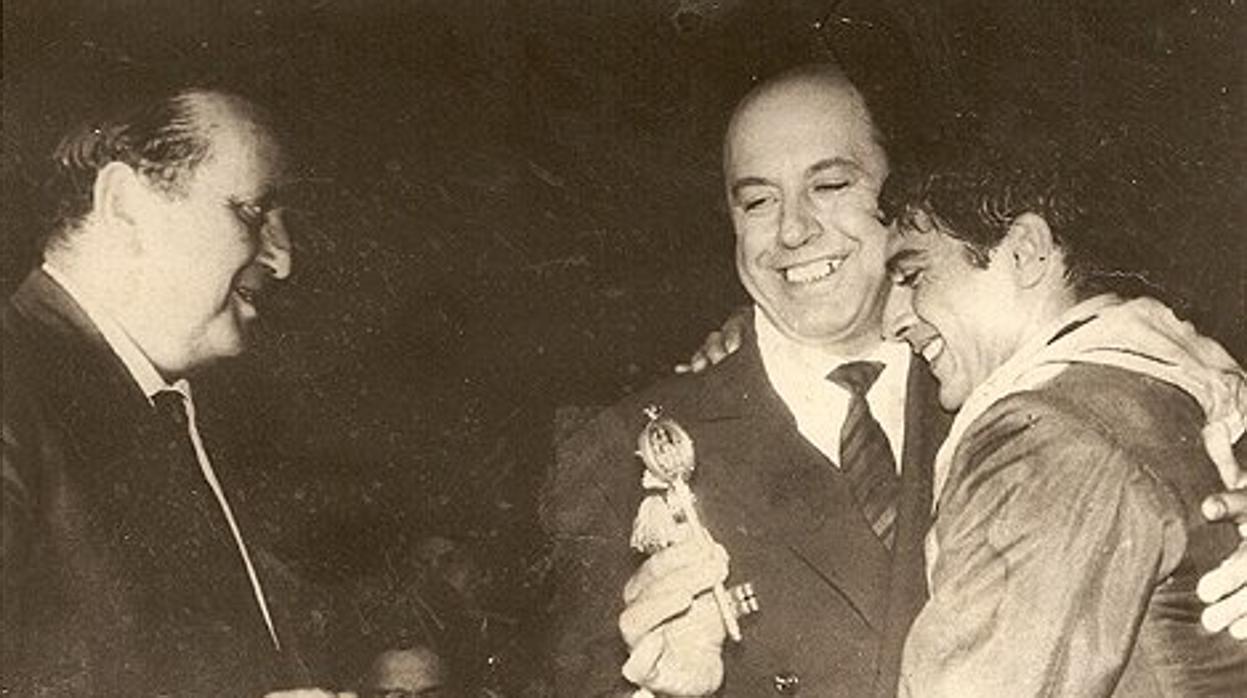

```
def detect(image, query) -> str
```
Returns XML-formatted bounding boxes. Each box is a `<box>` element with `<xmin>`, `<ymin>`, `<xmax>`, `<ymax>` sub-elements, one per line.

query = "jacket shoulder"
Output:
<box><xmin>957</xmin><ymin>363</ymin><xmax>1218</xmax><ymax>517</ymax></box>
<box><xmin>974</xmin><ymin>363</ymin><xmax>1205</xmax><ymax>450</ymax></box>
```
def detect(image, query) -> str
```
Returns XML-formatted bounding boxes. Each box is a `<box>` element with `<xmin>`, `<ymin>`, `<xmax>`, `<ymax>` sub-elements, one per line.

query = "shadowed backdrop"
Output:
<box><xmin>3</xmin><ymin>0</ymin><xmax>1243</xmax><ymax>661</ymax></box>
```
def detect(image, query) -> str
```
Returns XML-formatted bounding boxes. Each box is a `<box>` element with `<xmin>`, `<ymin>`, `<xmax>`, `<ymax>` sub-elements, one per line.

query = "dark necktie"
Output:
<box><xmin>827</xmin><ymin>361</ymin><xmax>900</xmax><ymax>550</ymax></box>
<box><xmin>151</xmin><ymin>389</ymin><xmax>236</xmax><ymax>555</ymax></box>
<box><xmin>147</xmin><ymin>391</ymin><xmax>290</xmax><ymax>694</ymax></box>
<box><xmin>150</xmin><ymin>391</ymin><xmax>261</xmax><ymax>622</ymax></box>
<box><xmin>153</xmin><ymin>389</ymin><xmax>190</xmax><ymax>431</ymax></box>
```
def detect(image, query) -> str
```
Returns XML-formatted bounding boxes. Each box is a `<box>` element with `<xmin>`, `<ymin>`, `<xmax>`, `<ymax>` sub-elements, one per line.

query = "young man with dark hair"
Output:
<box><xmin>883</xmin><ymin>141</ymin><xmax>1247</xmax><ymax>696</ymax></box>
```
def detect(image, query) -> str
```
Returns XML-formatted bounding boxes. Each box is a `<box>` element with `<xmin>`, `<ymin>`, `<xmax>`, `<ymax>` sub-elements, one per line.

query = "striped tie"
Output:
<box><xmin>828</xmin><ymin>361</ymin><xmax>899</xmax><ymax>550</ymax></box>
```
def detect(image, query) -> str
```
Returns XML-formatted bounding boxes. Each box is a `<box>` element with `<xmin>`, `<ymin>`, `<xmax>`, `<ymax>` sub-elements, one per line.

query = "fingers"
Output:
<box><xmin>623</xmin><ymin>541</ymin><xmax>727</xmax><ymax>604</ymax></box>
<box><xmin>620</xmin><ymin>543</ymin><xmax>729</xmax><ymax>648</ymax></box>
<box><xmin>722</xmin><ymin>318</ymin><xmax>744</xmax><ymax>355</ymax></box>
<box><xmin>622</xmin><ymin>594</ymin><xmax>726</xmax><ymax>696</ymax></box>
<box><xmin>619</xmin><ymin>568</ymin><xmax>724</xmax><ymax>647</ymax></box>
<box><xmin>700</xmin><ymin>330</ymin><xmax>731</xmax><ymax>367</ymax></box>
<box><xmin>621</xmin><ymin>629</ymin><xmax>666</xmax><ymax>686</ymax></box>
<box><xmin>1202</xmin><ymin>490</ymin><xmax>1247</xmax><ymax>535</ymax></box>
<box><xmin>1198</xmin><ymin>541</ymin><xmax>1247</xmax><ymax>603</ymax></box>
<box><xmin>674</xmin><ymin>352</ymin><xmax>711</xmax><ymax>375</ymax></box>
<box><xmin>674</xmin><ymin>305</ymin><xmax>749</xmax><ymax>374</ymax></box>
<box><xmin>1201</xmin><ymin>586</ymin><xmax>1247</xmax><ymax>638</ymax></box>
<box><xmin>1199</xmin><ymin>540</ymin><xmax>1247</xmax><ymax>638</ymax></box>
<box><xmin>676</xmin><ymin>330</ymin><xmax>723</xmax><ymax>375</ymax></box>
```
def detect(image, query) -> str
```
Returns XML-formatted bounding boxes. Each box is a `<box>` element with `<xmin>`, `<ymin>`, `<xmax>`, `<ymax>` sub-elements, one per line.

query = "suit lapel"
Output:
<box><xmin>685</xmin><ymin>335</ymin><xmax>894</xmax><ymax>631</ymax></box>
<box><xmin>10</xmin><ymin>270</ymin><xmax>284</xmax><ymax>665</ymax></box>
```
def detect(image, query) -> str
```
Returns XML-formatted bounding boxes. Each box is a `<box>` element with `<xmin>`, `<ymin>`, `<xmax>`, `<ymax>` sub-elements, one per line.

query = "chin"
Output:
<box><xmin>202</xmin><ymin>327</ymin><xmax>249</xmax><ymax>363</ymax></box>
<box><xmin>772</xmin><ymin>308</ymin><xmax>848</xmax><ymax>341</ymax></box>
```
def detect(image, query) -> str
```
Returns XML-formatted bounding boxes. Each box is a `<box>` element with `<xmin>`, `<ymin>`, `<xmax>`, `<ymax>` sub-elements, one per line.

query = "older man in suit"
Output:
<box><xmin>544</xmin><ymin>62</ymin><xmax>949</xmax><ymax>697</ymax></box>
<box><xmin>1</xmin><ymin>88</ymin><xmax>348</xmax><ymax>696</ymax></box>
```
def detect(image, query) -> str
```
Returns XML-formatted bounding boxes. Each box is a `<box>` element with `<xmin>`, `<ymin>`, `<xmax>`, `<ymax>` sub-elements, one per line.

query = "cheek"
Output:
<box><xmin>736</xmin><ymin>222</ymin><xmax>773</xmax><ymax>261</ymax></box>
<box><xmin>823</xmin><ymin>188</ymin><xmax>882</xmax><ymax>222</ymax></box>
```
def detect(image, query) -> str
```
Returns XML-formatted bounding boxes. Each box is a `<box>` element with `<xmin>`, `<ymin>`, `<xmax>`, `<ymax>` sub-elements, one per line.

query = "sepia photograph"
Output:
<box><xmin>3</xmin><ymin>1</ymin><xmax>1245</xmax><ymax>696</ymax></box>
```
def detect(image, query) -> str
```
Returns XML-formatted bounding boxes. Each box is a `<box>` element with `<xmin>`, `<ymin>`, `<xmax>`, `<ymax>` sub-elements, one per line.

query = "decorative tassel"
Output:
<box><xmin>631</xmin><ymin>493</ymin><xmax>680</xmax><ymax>554</ymax></box>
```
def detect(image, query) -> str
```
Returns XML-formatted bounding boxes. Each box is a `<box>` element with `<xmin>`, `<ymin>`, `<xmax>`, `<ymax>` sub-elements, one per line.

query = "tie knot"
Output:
<box><xmin>152</xmin><ymin>390</ymin><xmax>189</xmax><ymax>428</ymax></box>
<box><xmin>827</xmin><ymin>361</ymin><xmax>885</xmax><ymax>396</ymax></box>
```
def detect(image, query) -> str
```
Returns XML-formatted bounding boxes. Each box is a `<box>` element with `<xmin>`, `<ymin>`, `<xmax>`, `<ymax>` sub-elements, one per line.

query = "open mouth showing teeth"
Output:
<box><xmin>783</xmin><ymin>257</ymin><xmax>845</xmax><ymax>284</ymax></box>
<box><xmin>919</xmin><ymin>336</ymin><xmax>945</xmax><ymax>362</ymax></box>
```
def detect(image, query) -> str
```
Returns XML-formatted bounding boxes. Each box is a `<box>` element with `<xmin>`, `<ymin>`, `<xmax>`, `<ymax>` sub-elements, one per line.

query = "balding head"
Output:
<box><xmin>725</xmin><ymin>63</ymin><xmax>883</xmax><ymax>172</ymax></box>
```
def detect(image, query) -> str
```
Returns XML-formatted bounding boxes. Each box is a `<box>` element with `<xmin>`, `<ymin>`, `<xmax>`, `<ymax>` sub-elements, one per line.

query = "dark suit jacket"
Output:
<box><xmin>1</xmin><ymin>270</ymin><xmax>315</xmax><ymax>696</ymax></box>
<box><xmin>543</xmin><ymin>321</ymin><xmax>950</xmax><ymax>697</ymax></box>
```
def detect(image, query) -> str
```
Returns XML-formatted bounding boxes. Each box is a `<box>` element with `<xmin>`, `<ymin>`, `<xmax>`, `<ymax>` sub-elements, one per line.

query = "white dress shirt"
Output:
<box><xmin>42</xmin><ymin>263</ymin><xmax>281</xmax><ymax>651</ymax></box>
<box><xmin>755</xmin><ymin>309</ymin><xmax>911</xmax><ymax>472</ymax></box>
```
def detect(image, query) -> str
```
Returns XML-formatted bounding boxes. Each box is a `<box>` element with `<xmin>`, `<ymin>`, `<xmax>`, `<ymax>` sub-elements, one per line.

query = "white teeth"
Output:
<box><xmin>235</xmin><ymin>287</ymin><xmax>257</xmax><ymax>305</ymax></box>
<box><xmin>920</xmin><ymin>337</ymin><xmax>945</xmax><ymax>362</ymax></box>
<box><xmin>783</xmin><ymin>258</ymin><xmax>844</xmax><ymax>284</ymax></box>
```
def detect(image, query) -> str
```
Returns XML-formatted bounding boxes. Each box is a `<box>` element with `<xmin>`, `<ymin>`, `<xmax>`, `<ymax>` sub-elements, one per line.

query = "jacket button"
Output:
<box><xmin>773</xmin><ymin>671</ymin><xmax>800</xmax><ymax>694</ymax></box>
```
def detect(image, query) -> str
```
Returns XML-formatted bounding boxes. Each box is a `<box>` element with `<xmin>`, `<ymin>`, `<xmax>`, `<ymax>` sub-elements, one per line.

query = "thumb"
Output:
<box><xmin>622</xmin><ymin>630</ymin><xmax>666</xmax><ymax>686</ymax></box>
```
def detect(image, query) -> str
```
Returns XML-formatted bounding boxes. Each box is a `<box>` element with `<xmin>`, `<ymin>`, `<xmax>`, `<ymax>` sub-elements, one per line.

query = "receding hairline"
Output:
<box><xmin>728</xmin><ymin>63</ymin><xmax>861</xmax><ymax>129</ymax></box>
<box><xmin>175</xmin><ymin>88</ymin><xmax>287</xmax><ymax>187</ymax></box>
<box><xmin>179</xmin><ymin>88</ymin><xmax>279</xmax><ymax>152</ymax></box>
<box><xmin>723</xmin><ymin>62</ymin><xmax>878</xmax><ymax>167</ymax></box>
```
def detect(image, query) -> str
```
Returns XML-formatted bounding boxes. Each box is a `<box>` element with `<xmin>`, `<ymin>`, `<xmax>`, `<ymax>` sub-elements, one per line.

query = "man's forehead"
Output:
<box><xmin>192</xmin><ymin>110</ymin><xmax>286</xmax><ymax>194</ymax></box>
<box><xmin>724</xmin><ymin>76</ymin><xmax>883</xmax><ymax>176</ymax></box>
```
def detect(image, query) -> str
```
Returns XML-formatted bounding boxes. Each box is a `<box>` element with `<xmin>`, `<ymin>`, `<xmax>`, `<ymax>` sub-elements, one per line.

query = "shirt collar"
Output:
<box><xmin>754</xmin><ymin>307</ymin><xmax>911</xmax><ymax>383</ymax></box>
<box><xmin>753</xmin><ymin>306</ymin><xmax>911</xmax><ymax>467</ymax></box>
<box><xmin>42</xmin><ymin>262</ymin><xmax>185</xmax><ymax>403</ymax></box>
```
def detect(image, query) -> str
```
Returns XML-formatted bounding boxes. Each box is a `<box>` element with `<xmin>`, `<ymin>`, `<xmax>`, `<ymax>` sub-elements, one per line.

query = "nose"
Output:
<box><xmin>883</xmin><ymin>283</ymin><xmax>917</xmax><ymax>342</ymax></box>
<box><xmin>257</xmin><ymin>208</ymin><xmax>292</xmax><ymax>280</ymax></box>
<box><xmin>778</xmin><ymin>195</ymin><xmax>821</xmax><ymax>249</ymax></box>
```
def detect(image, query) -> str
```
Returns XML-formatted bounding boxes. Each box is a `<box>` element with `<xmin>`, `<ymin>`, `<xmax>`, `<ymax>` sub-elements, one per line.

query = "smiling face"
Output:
<box><xmin>884</xmin><ymin>214</ymin><xmax>1024</xmax><ymax>409</ymax></box>
<box><xmin>130</xmin><ymin>95</ymin><xmax>291</xmax><ymax>376</ymax></box>
<box><xmin>724</xmin><ymin>71</ymin><xmax>892</xmax><ymax>353</ymax></box>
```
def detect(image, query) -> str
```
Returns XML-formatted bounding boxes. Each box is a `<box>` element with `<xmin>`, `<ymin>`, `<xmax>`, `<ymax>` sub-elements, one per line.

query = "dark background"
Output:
<box><xmin>3</xmin><ymin>0</ymin><xmax>1244</xmax><ymax>679</ymax></box>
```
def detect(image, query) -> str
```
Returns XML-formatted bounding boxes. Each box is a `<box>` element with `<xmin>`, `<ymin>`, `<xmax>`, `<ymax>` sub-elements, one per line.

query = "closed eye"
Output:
<box><xmin>741</xmin><ymin>193</ymin><xmax>777</xmax><ymax>214</ymax></box>
<box><xmin>891</xmin><ymin>268</ymin><xmax>923</xmax><ymax>288</ymax></box>
<box><xmin>812</xmin><ymin>180</ymin><xmax>850</xmax><ymax>193</ymax></box>
<box><xmin>228</xmin><ymin>198</ymin><xmax>270</xmax><ymax>235</ymax></box>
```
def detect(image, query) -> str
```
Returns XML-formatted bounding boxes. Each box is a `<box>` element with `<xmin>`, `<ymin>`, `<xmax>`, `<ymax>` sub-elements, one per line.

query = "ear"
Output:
<box><xmin>1002</xmin><ymin>212</ymin><xmax>1058</xmax><ymax>289</ymax></box>
<box><xmin>92</xmin><ymin>161</ymin><xmax>153</xmax><ymax>230</ymax></box>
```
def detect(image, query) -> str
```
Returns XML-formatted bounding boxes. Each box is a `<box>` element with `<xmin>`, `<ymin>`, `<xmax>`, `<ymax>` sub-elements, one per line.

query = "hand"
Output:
<box><xmin>1199</xmin><ymin>488</ymin><xmax>1247</xmax><ymax>638</ymax></box>
<box><xmin>618</xmin><ymin>540</ymin><xmax>730</xmax><ymax>696</ymax></box>
<box><xmin>674</xmin><ymin>307</ymin><xmax>749</xmax><ymax>374</ymax></box>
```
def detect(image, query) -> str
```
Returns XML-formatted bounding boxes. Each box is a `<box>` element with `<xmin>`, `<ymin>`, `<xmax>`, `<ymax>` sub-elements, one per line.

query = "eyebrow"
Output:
<box><xmin>728</xmin><ymin>176</ymin><xmax>772</xmax><ymax>201</ymax></box>
<box><xmin>239</xmin><ymin>187</ymin><xmax>282</xmax><ymax>213</ymax></box>
<box><xmin>807</xmin><ymin>157</ymin><xmax>860</xmax><ymax>178</ymax></box>
<box><xmin>885</xmin><ymin>248</ymin><xmax>926</xmax><ymax>277</ymax></box>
